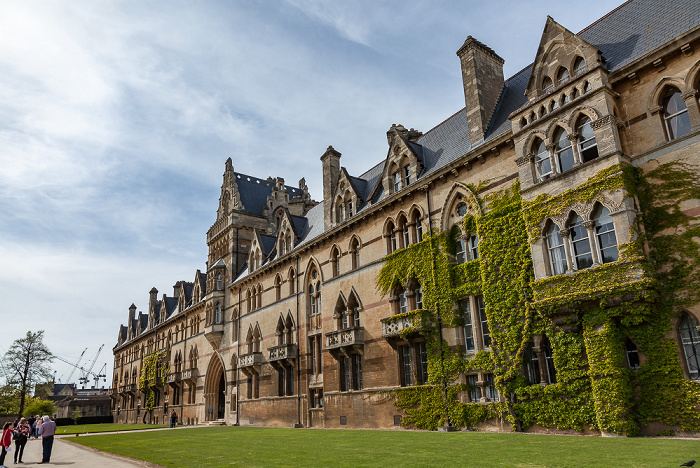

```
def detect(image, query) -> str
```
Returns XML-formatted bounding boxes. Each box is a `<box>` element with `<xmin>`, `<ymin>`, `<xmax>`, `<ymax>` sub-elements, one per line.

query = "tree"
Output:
<box><xmin>2</xmin><ymin>331</ymin><xmax>54</xmax><ymax>417</ymax></box>
<box><xmin>71</xmin><ymin>407</ymin><xmax>82</xmax><ymax>425</ymax></box>
<box><xmin>23</xmin><ymin>398</ymin><xmax>55</xmax><ymax>418</ymax></box>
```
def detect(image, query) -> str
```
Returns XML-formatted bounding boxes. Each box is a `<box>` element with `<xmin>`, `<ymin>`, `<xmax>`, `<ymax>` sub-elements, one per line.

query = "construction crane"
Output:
<box><xmin>56</xmin><ymin>348</ymin><xmax>87</xmax><ymax>384</ymax></box>
<box><xmin>52</xmin><ymin>345</ymin><xmax>107</xmax><ymax>388</ymax></box>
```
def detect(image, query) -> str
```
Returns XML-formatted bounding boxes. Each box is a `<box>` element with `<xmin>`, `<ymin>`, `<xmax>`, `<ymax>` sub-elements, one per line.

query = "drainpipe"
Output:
<box><xmin>236</xmin><ymin>286</ymin><xmax>241</xmax><ymax>426</ymax></box>
<box><xmin>425</xmin><ymin>185</ymin><xmax>451</xmax><ymax>428</ymax></box>
<box><xmin>295</xmin><ymin>255</ymin><xmax>301</xmax><ymax>427</ymax></box>
<box><xmin>181</xmin><ymin>313</ymin><xmax>187</xmax><ymax>424</ymax></box>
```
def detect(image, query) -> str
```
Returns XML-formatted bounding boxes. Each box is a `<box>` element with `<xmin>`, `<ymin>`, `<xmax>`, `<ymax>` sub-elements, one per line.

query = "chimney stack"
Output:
<box><xmin>456</xmin><ymin>36</ymin><xmax>505</xmax><ymax>145</ymax></box>
<box><xmin>320</xmin><ymin>146</ymin><xmax>341</xmax><ymax>229</ymax></box>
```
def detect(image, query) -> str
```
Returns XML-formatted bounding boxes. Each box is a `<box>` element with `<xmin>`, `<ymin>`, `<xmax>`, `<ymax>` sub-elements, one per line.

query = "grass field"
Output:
<box><xmin>55</xmin><ymin>423</ymin><xmax>168</xmax><ymax>434</ymax></box>
<box><xmin>70</xmin><ymin>426</ymin><xmax>700</xmax><ymax>467</ymax></box>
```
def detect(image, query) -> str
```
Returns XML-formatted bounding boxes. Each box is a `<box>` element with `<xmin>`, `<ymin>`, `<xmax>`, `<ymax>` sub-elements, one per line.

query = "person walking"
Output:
<box><xmin>37</xmin><ymin>416</ymin><xmax>56</xmax><ymax>464</ymax></box>
<box><xmin>13</xmin><ymin>418</ymin><xmax>29</xmax><ymax>464</ymax></box>
<box><xmin>0</xmin><ymin>422</ymin><xmax>12</xmax><ymax>468</ymax></box>
<box><xmin>26</xmin><ymin>417</ymin><xmax>35</xmax><ymax>441</ymax></box>
<box><xmin>169</xmin><ymin>410</ymin><xmax>177</xmax><ymax>428</ymax></box>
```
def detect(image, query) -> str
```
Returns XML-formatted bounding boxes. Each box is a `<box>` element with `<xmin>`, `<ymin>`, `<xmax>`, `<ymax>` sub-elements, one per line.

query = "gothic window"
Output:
<box><xmin>398</xmin><ymin>290</ymin><xmax>409</xmax><ymax>314</ymax></box>
<box><xmin>216</xmin><ymin>273</ymin><xmax>223</xmax><ymax>291</ymax></box>
<box><xmin>386</xmin><ymin>220</ymin><xmax>397</xmax><ymax>254</ymax></box>
<box><xmin>478</xmin><ymin>295</ymin><xmax>490</xmax><ymax>348</ymax></box>
<box><xmin>246</xmin><ymin>289</ymin><xmax>252</xmax><ymax>313</ymax></box>
<box><xmin>215</xmin><ymin>302</ymin><xmax>222</xmax><ymax>324</ymax></box>
<box><xmin>410</xmin><ymin>209</ymin><xmax>423</xmax><ymax>243</ymax></box>
<box><xmin>353</xmin><ymin>354</ymin><xmax>363</xmax><ymax>390</ymax></box>
<box><xmin>484</xmin><ymin>374</ymin><xmax>499</xmax><ymax>401</ymax></box>
<box><xmin>554</xmin><ymin>128</ymin><xmax>574</xmax><ymax>173</ymax></box>
<box><xmin>593</xmin><ymin>205</ymin><xmax>618</xmax><ymax>264</ymax></box>
<box><xmin>542</xmin><ymin>335</ymin><xmax>557</xmax><ymax>384</ymax></box>
<box><xmin>533</xmin><ymin>139</ymin><xmax>551</xmax><ymax>180</ymax></box>
<box><xmin>393</xmin><ymin>171</ymin><xmax>400</xmax><ymax>193</ymax></box>
<box><xmin>550</xmin><ymin>99</ymin><xmax>558</xmax><ymax>112</ymax></box>
<box><xmin>288</xmin><ymin>268</ymin><xmax>296</xmax><ymax>295</ymax></box>
<box><xmin>545</xmin><ymin>222</ymin><xmax>567</xmax><ymax>275</ymax></box>
<box><xmin>468</xmin><ymin>234</ymin><xmax>479</xmax><ymax>260</ymax></box>
<box><xmin>347</xmin><ymin>199</ymin><xmax>353</xmax><ymax>218</ymax></box>
<box><xmin>557</xmin><ymin>67</ymin><xmax>570</xmax><ymax>85</ymax></box>
<box><xmin>403</xmin><ymin>164</ymin><xmax>411</xmax><ymax>186</ymax></box>
<box><xmin>257</xmin><ymin>284</ymin><xmax>263</xmax><ymax>309</ymax></box>
<box><xmin>308</xmin><ymin>269</ymin><xmax>322</xmax><ymax>330</ymax></box>
<box><xmin>350</xmin><ymin>237</ymin><xmax>360</xmax><ymax>270</ymax></box>
<box><xmin>625</xmin><ymin>338</ymin><xmax>640</xmax><ymax>370</ymax></box>
<box><xmin>467</xmin><ymin>374</ymin><xmax>480</xmax><ymax>402</ymax></box>
<box><xmin>456</xmin><ymin>236</ymin><xmax>467</xmax><ymax>264</ymax></box>
<box><xmin>569</xmin><ymin>214</ymin><xmax>593</xmax><ymax>270</ymax></box>
<box><xmin>662</xmin><ymin>87</ymin><xmax>691</xmax><ymax>141</ymax></box>
<box><xmin>577</xmin><ymin>116</ymin><xmax>599</xmax><ymax>163</ymax></box>
<box><xmin>274</xmin><ymin>275</ymin><xmax>282</xmax><ymax>301</ymax></box>
<box><xmin>542</xmin><ymin>76</ymin><xmax>554</xmax><ymax>94</ymax></box>
<box><xmin>679</xmin><ymin>311</ymin><xmax>700</xmax><ymax>380</ymax></box>
<box><xmin>573</xmin><ymin>56</ymin><xmax>585</xmax><ymax>75</ymax></box>
<box><xmin>525</xmin><ymin>344</ymin><xmax>540</xmax><ymax>384</ymax></box>
<box><xmin>462</xmin><ymin>299</ymin><xmax>475</xmax><ymax>352</ymax></box>
<box><xmin>415</xmin><ymin>286</ymin><xmax>423</xmax><ymax>310</ymax></box>
<box><xmin>583</xmin><ymin>81</ymin><xmax>591</xmax><ymax>93</ymax></box>
<box><xmin>417</xmin><ymin>341</ymin><xmax>428</xmax><ymax>384</ymax></box>
<box><xmin>399</xmin><ymin>345</ymin><xmax>414</xmax><ymax>387</ymax></box>
<box><xmin>331</xmin><ymin>246</ymin><xmax>340</xmax><ymax>277</ymax></box>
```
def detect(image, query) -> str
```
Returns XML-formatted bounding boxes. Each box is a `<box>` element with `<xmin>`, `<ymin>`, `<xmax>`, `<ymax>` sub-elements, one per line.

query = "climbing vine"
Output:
<box><xmin>378</xmin><ymin>159</ymin><xmax>700</xmax><ymax>436</ymax></box>
<box><xmin>138</xmin><ymin>350</ymin><xmax>170</xmax><ymax>412</ymax></box>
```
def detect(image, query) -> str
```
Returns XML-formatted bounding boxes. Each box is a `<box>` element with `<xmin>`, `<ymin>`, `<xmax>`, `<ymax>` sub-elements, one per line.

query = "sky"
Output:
<box><xmin>0</xmin><ymin>0</ymin><xmax>623</xmax><ymax>389</ymax></box>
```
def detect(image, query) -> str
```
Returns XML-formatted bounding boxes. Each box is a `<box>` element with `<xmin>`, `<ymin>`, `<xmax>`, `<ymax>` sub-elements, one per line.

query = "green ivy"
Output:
<box><xmin>138</xmin><ymin>350</ymin><xmax>169</xmax><ymax>411</ymax></box>
<box><xmin>378</xmin><ymin>160</ymin><xmax>700</xmax><ymax>436</ymax></box>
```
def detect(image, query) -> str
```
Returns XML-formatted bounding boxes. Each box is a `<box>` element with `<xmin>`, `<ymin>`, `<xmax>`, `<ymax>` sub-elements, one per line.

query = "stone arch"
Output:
<box><xmin>303</xmin><ymin>256</ymin><xmax>324</xmax><ymax>286</ymax></box>
<box><xmin>648</xmin><ymin>77</ymin><xmax>688</xmax><ymax>111</ymax></box>
<box><xmin>347</xmin><ymin>234</ymin><xmax>362</xmax><ymax>251</ymax></box>
<box><xmin>204</xmin><ymin>354</ymin><xmax>226</xmax><ymax>421</ymax></box>
<box><xmin>440</xmin><ymin>183</ymin><xmax>481</xmax><ymax>231</ymax></box>
<box><xmin>523</xmin><ymin>130</ymin><xmax>549</xmax><ymax>155</ymax></box>
<box><xmin>567</xmin><ymin>106</ymin><xmax>601</xmax><ymax>129</ymax></box>
<box><xmin>685</xmin><ymin>60</ymin><xmax>700</xmax><ymax>90</ymax></box>
<box><xmin>545</xmin><ymin>119</ymin><xmax>572</xmax><ymax>141</ymax></box>
<box><xmin>382</xmin><ymin>216</ymin><xmax>396</xmax><ymax>234</ymax></box>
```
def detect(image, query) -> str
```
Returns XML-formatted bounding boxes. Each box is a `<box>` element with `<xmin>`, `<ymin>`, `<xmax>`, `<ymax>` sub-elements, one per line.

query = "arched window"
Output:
<box><xmin>577</xmin><ymin>116</ymin><xmax>598</xmax><ymax>163</ymax></box>
<box><xmin>568</xmin><ymin>214</ymin><xmax>593</xmax><ymax>270</ymax></box>
<box><xmin>393</xmin><ymin>171</ymin><xmax>400</xmax><ymax>193</ymax></box>
<box><xmin>308</xmin><ymin>269</ymin><xmax>322</xmax><ymax>330</ymax></box>
<box><xmin>276</xmin><ymin>317</ymin><xmax>286</xmax><ymax>345</ymax></box>
<box><xmin>455</xmin><ymin>235</ymin><xmax>467</xmax><ymax>264</ymax></box>
<box><xmin>216</xmin><ymin>273</ymin><xmax>223</xmax><ymax>291</ymax></box>
<box><xmin>533</xmin><ymin>138</ymin><xmax>551</xmax><ymax>180</ymax></box>
<box><xmin>468</xmin><ymin>234</ymin><xmax>479</xmax><ymax>260</ymax></box>
<box><xmin>397</xmin><ymin>215</ymin><xmax>409</xmax><ymax>248</ymax></box>
<box><xmin>624</xmin><ymin>338</ymin><xmax>640</xmax><ymax>370</ymax></box>
<box><xmin>257</xmin><ymin>284</ymin><xmax>263</xmax><ymax>309</ymax></box>
<box><xmin>525</xmin><ymin>342</ymin><xmax>540</xmax><ymax>384</ymax></box>
<box><xmin>679</xmin><ymin>312</ymin><xmax>700</xmax><ymax>380</ymax></box>
<box><xmin>573</xmin><ymin>57</ymin><xmax>585</xmax><ymax>76</ymax></box>
<box><xmin>542</xmin><ymin>335</ymin><xmax>556</xmax><ymax>383</ymax></box>
<box><xmin>583</xmin><ymin>81</ymin><xmax>591</xmax><ymax>93</ymax></box>
<box><xmin>331</xmin><ymin>246</ymin><xmax>340</xmax><ymax>277</ymax></box>
<box><xmin>415</xmin><ymin>286</ymin><xmax>423</xmax><ymax>310</ymax></box>
<box><xmin>309</xmin><ymin>284</ymin><xmax>316</xmax><ymax>317</ymax></box>
<box><xmin>554</xmin><ymin>128</ymin><xmax>574</xmax><ymax>173</ymax></box>
<box><xmin>593</xmin><ymin>205</ymin><xmax>618</xmax><ymax>264</ymax></box>
<box><xmin>545</xmin><ymin>222</ymin><xmax>567</xmax><ymax>275</ymax></box>
<box><xmin>274</xmin><ymin>275</ymin><xmax>282</xmax><ymax>301</ymax></box>
<box><xmin>557</xmin><ymin>67</ymin><xmax>570</xmax><ymax>85</ymax></box>
<box><xmin>542</xmin><ymin>76</ymin><xmax>554</xmax><ymax>94</ymax></box>
<box><xmin>662</xmin><ymin>87</ymin><xmax>691</xmax><ymax>141</ymax></box>
<box><xmin>398</xmin><ymin>289</ymin><xmax>409</xmax><ymax>314</ymax></box>
<box><xmin>288</xmin><ymin>268</ymin><xmax>296</xmax><ymax>295</ymax></box>
<box><xmin>215</xmin><ymin>303</ymin><xmax>222</xmax><ymax>324</ymax></box>
<box><xmin>246</xmin><ymin>289</ymin><xmax>252</xmax><ymax>313</ymax></box>
<box><xmin>410</xmin><ymin>209</ymin><xmax>423</xmax><ymax>243</ymax></box>
<box><xmin>350</xmin><ymin>237</ymin><xmax>360</xmax><ymax>270</ymax></box>
<box><xmin>336</xmin><ymin>196</ymin><xmax>344</xmax><ymax>223</ymax></box>
<box><xmin>386</xmin><ymin>221</ymin><xmax>397</xmax><ymax>254</ymax></box>
<box><xmin>403</xmin><ymin>164</ymin><xmax>411</xmax><ymax>186</ymax></box>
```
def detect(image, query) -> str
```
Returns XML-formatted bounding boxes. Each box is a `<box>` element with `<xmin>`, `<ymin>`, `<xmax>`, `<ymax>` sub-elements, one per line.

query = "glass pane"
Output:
<box><xmin>463</xmin><ymin>300</ymin><xmax>474</xmax><ymax>351</ymax></box>
<box><xmin>570</xmin><ymin>216</ymin><xmax>593</xmax><ymax>270</ymax></box>
<box><xmin>680</xmin><ymin>313</ymin><xmax>700</xmax><ymax>380</ymax></box>
<box><xmin>478</xmin><ymin>296</ymin><xmax>490</xmax><ymax>347</ymax></box>
<box><xmin>467</xmin><ymin>374</ymin><xmax>480</xmax><ymax>402</ymax></box>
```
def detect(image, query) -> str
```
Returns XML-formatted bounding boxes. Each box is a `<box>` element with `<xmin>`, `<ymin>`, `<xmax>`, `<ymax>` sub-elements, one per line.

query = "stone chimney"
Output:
<box><xmin>456</xmin><ymin>36</ymin><xmax>505</xmax><ymax>145</ymax></box>
<box><xmin>128</xmin><ymin>303</ymin><xmax>136</xmax><ymax>325</ymax></box>
<box><xmin>320</xmin><ymin>146</ymin><xmax>341</xmax><ymax>229</ymax></box>
<box><xmin>149</xmin><ymin>287</ymin><xmax>158</xmax><ymax>310</ymax></box>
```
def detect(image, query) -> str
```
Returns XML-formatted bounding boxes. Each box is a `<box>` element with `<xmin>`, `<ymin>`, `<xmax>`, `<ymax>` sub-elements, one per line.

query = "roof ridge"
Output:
<box><xmin>577</xmin><ymin>0</ymin><xmax>633</xmax><ymax>35</ymax></box>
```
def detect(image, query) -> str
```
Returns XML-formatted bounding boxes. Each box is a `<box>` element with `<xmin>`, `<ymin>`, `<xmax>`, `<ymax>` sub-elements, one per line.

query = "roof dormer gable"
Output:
<box><xmin>377</xmin><ymin>124</ymin><xmax>423</xmax><ymax>198</ymax></box>
<box><xmin>248</xmin><ymin>230</ymin><xmax>265</xmax><ymax>272</ymax></box>
<box><xmin>525</xmin><ymin>17</ymin><xmax>602</xmax><ymax>102</ymax></box>
<box><xmin>275</xmin><ymin>210</ymin><xmax>298</xmax><ymax>257</ymax></box>
<box><xmin>331</xmin><ymin>168</ymin><xmax>364</xmax><ymax>225</ymax></box>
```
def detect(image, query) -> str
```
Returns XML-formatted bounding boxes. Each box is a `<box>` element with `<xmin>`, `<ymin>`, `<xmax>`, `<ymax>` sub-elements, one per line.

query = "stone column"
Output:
<box><xmin>559</xmin><ymin>228</ymin><xmax>574</xmax><ymax>273</ymax></box>
<box><xmin>477</xmin><ymin>372</ymin><xmax>488</xmax><ymax>402</ymax></box>
<box><xmin>394</xmin><ymin>228</ymin><xmax>404</xmax><ymax>250</ymax></box>
<box><xmin>682</xmin><ymin>90</ymin><xmax>700</xmax><ymax>132</ymax></box>
<box><xmin>470</xmin><ymin>295</ymin><xmax>483</xmax><ymax>351</ymax></box>
<box><xmin>567</xmin><ymin>132</ymin><xmax>582</xmax><ymax>165</ymax></box>
<box><xmin>583</xmin><ymin>220</ymin><xmax>601</xmax><ymax>266</ymax></box>
<box><xmin>534</xmin><ymin>346</ymin><xmax>548</xmax><ymax>385</ymax></box>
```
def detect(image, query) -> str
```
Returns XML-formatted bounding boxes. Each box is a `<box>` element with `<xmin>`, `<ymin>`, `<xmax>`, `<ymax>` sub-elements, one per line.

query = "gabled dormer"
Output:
<box><xmin>208</xmin><ymin>258</ymin><xmax>226</xmax><ymax>295</ymax></box>
<box><xmin>191</xmin><ymin>270</ymin><xmax>206</xmax><ymax>306</ymax></box>
<box><xmin>379</xmin><ymin>124</ymin><xmax>423</xmax><ymax>197</ymax></box>
<box><xmin>262</xmin><ymin>177</ymin><xmax>290</xmax><ymax>219</ymax></box>
<box><xmin>275</xmin><ymin>209</ymin><xmax>298</xmax><ymax>257</ymax></box>
<box><xmin>217</xmin><ymin>157</ymin><xmax>243</xmax><ymax>220</ymax></box>
<box><xmin>525</xmin><ymin>17</ymin><xmax>602</xmax><ymax>102</ymax></box>
<box><xmin>248</xmin><ymin>230</ymin><xmax>266</xmax><ymax>273</ymax></box>
<box><xmin>328</xmin><ymin>168</ymin><xmax>364</xmax><ymax>226</ymax></box>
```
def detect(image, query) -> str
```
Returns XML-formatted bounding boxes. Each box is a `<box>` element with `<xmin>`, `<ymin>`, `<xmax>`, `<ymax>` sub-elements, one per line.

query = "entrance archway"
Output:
<box><xmin>204</xmin><ymin>355</ymin><xmax>226</xmax><ymax>421</ymax></box>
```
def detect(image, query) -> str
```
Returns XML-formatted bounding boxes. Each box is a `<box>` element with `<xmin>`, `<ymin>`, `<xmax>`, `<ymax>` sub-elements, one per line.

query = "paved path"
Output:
<box><xmin>9</xmin><ymin>437</ymin><xmax>158</xmax><ymax>467</ymax></box>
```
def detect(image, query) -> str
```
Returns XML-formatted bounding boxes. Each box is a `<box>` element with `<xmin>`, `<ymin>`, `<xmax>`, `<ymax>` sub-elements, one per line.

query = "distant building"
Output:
<box><xmin>111</xmin><ymin>0</ymin><xmax>700</xmax><ymax>435</ymax></box>
<box><xmin>35</xmin><ymin>383</ymin><xmax>110</xmax><ymax>419</ymax></box>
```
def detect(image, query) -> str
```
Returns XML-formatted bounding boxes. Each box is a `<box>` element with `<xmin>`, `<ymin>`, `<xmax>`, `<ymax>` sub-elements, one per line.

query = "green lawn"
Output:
<box><xmin>70</xmin><ymin>426</ymin><xmax>700</xmax><ymax>467</ymax></box>
<box><xmin>56</xmin><ymin>423</ymin><xmax>168</xmax><ymax>434</ymax></box>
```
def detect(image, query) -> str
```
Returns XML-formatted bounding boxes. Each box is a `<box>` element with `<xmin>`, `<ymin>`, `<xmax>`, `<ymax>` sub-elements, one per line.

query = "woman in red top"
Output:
<box><xmin>13</xmin><ymin>417</ymin><xmax>30</xmax><ymax>464</ymax></box>
<box><xmin>0</xmin><ymin>421</ymin><xmax>12</xmax><ymax>466</ymax></box>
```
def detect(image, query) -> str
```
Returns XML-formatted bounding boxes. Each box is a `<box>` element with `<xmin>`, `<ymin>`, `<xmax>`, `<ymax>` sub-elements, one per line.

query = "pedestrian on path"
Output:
<box><xmin>37</xmin><ymin>416</ymin><xmax>56</xmax><ymax>464</ymax></box>
<box><xmin>169</xmin><ymin>410</ymin><xmax>177</xmax><ymax>428</ymax></box>
<box><xmin>14</xmin><ymin>417</ymin><xmax>30</xmax><ymax>464</ymax></box>
<box><xmin>0</xmin><ymin>421</ymin><xmax>13</xmax><ymax>468</ymax></box>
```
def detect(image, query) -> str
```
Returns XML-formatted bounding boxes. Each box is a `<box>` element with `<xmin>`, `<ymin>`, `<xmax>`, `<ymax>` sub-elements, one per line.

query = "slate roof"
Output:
<box><xmin>235</xmin><ymin>173</ymin><xmax>303</xmax><ymax>215</ymax></box>
<box><xmin>260</xmin><ymin>234</ymin><xmax>277</xmax><ymax>257</ymax></box>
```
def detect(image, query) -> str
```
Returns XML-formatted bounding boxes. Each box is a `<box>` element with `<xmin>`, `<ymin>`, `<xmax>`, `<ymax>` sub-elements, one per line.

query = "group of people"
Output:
<box><xmin>0</xmin><ymin>415</ymin><xmax>57</xmax><ymax>466</ymax></box>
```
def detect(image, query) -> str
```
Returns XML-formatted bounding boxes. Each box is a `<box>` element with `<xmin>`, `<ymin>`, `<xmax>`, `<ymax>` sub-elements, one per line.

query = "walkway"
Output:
<box><xmin>11</xmin><ymin>436</ymin><xmax>160</xmax><ymax>467</ymax></box>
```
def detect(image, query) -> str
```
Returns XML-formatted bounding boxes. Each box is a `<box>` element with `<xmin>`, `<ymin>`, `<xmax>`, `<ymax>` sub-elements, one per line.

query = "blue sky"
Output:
<box><xmin>0</xmin><ymin>0</ymin><xmax>622</xmax><ymax>387</ymax></box>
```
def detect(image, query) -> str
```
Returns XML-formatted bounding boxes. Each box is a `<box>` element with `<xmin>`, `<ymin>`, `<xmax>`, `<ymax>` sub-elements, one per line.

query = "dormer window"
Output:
<box><xmin>393</xmin><ymin>171</ymin><xmax>400</xmax><ymax>192</ymax></box>
<box><xmin>573</xmin><ymin>57</ymin><xmax>585</xmax><ymax>76</ymax></box>
<box><xmin>403</xmin><ymin>165</ymin><xmax>411</xmax><ymax>186</ymax></box>
<box><xmin>557</xmin><ymin>67</ymin><xmax>569</xmax><ymax>85</ymax></box>
<box><xmin>542</xmin><ymin>76</ymin><xmax>554</xmax><ymax>94</ymax></box>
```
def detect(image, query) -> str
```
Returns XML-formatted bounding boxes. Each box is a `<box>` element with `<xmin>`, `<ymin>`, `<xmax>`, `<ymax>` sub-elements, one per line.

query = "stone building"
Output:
<box><xmin>112</xmin><ymin>0</ymin><xmax>700</xmax><ymax>434</ymax></box>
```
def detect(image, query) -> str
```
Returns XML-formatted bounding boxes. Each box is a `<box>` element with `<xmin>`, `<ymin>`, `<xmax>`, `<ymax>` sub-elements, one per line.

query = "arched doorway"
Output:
<box><xmin>204</xmin><ymin>355</ymin><xmax>226</xmax><ymax>421</ymax></box>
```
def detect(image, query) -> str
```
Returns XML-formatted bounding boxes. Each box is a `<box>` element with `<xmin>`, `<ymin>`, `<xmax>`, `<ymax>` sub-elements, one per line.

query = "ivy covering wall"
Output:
<box><xmin>378</xmin><ymin>160</ymin><xmax>700</xmax><ymax>435</ymax></box>
<box><xmin>138</xmin><ymin>350</ymin><xmax>169</xmax><ymax>413</ymax></box>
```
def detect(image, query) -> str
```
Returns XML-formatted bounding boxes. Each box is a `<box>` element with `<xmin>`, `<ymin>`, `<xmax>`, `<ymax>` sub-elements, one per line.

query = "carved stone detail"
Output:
<box><xmin>591</xmin><ymin>115</ymin><xmax>624</xmax><ymax>130</ymax></box>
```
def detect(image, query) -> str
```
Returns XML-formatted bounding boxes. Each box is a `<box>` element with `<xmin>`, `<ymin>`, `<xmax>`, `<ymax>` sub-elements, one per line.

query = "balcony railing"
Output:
<box><xmin>268</xmin><ymin>344</ymin><xmax>297</xmax><ymax>362</ymax></box>
<box><xmin>182</xmin><ymin>368</ymin><xmax>199</xmax><ymax>381</ymax></box>
<box><xmin>238</xmin><ymin>352</ymin><xmax>264</xmax><ymax>368</ymax></box>
<box><xmin>381</xmin><ymin>310</ymin><xmax>422</xmax><ymax>338</ymax></box>
<box><xmin>119</xmin><ymin>383</ymin><xmax>137</xmax><ymax>394</ymax></box>
<box><xmin>166</xmin><ymin>371</ymin><xmax>181</xmax><ymax>384</ymax></box>
<box><xmin>325</xmin><ymin>327</ymin><xmax>364</xmax><ymax>350</ymax></box>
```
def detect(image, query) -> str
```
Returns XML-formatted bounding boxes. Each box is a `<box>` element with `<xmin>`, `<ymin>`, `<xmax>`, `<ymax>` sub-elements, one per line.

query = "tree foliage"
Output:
<box><xmin>2</xmin><ymin>331</ymin><xmax>54</xmax><ymax>417</ymax></box>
